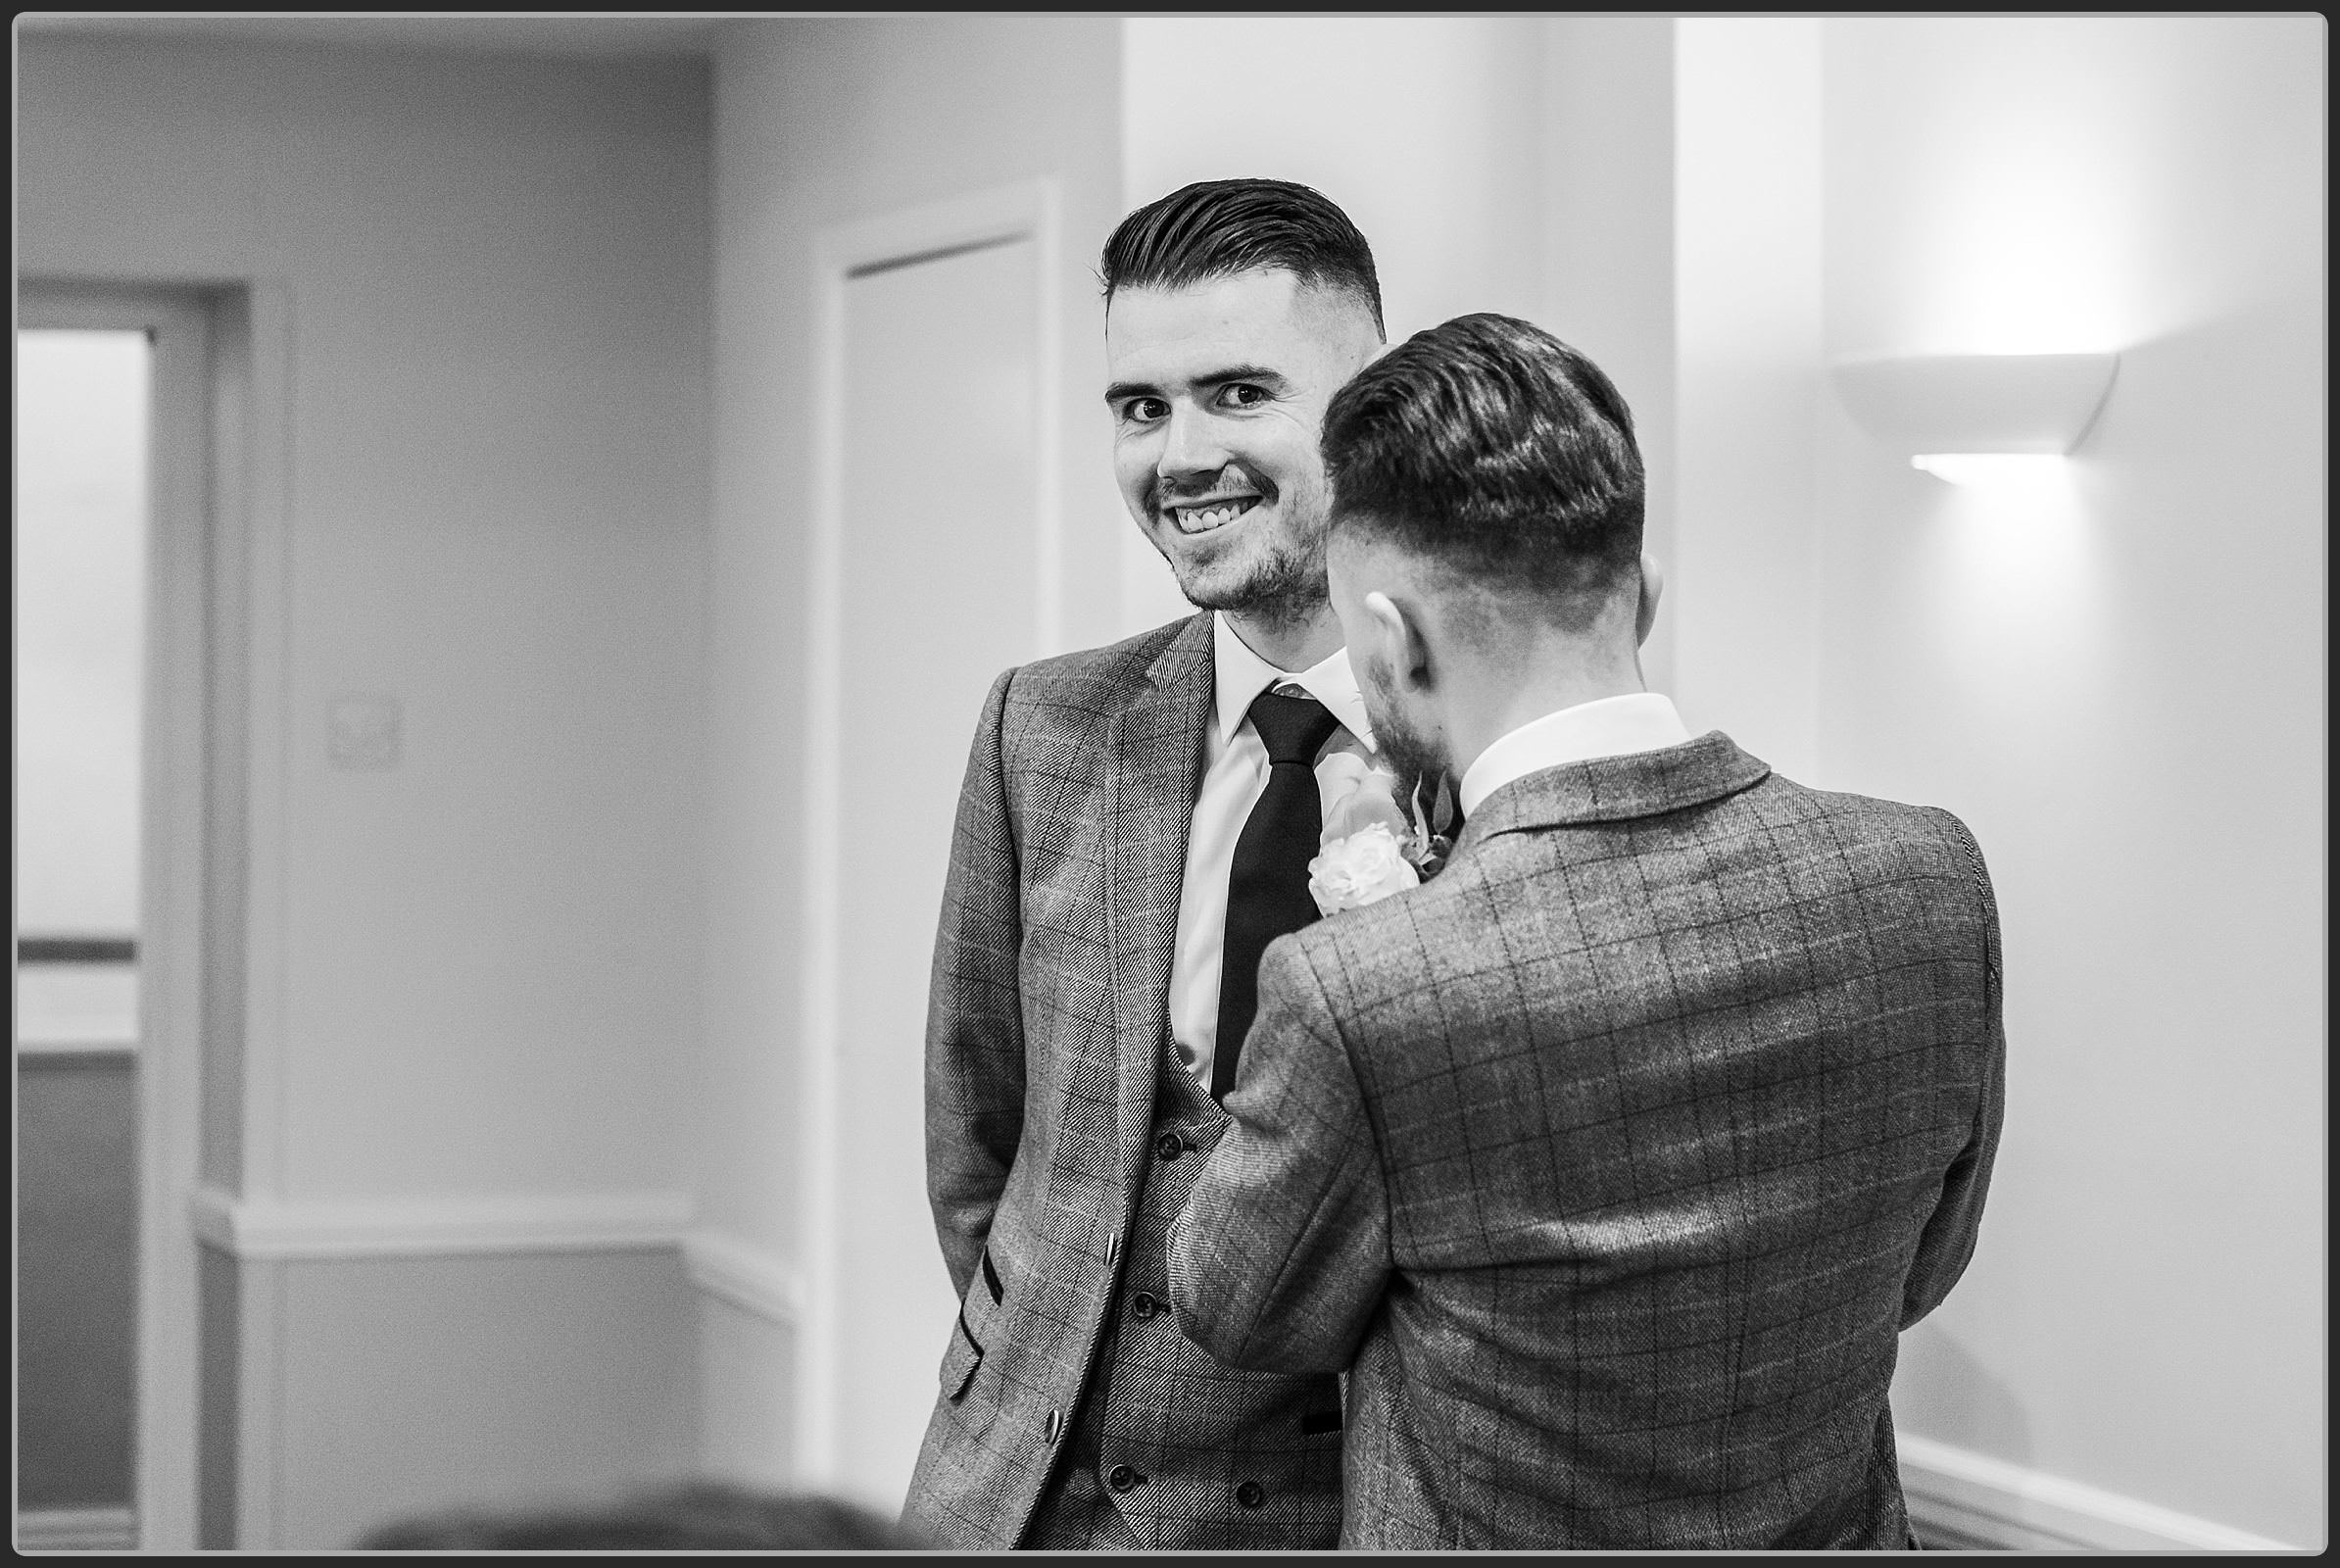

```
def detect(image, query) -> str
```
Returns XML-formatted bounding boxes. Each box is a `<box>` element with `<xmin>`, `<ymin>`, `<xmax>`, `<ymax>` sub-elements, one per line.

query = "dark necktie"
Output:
<box><xmin>1213</xmin><ymin>689</ymin><xmax>1341</xmax><ymax>1103</ymax></box>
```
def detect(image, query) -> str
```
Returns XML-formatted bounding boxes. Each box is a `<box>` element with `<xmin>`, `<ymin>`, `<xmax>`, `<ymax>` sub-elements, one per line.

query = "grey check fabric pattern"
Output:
<box><xmin>1169</xmin><ymin>733</ymin><xmax>2006</xmax><ymax>1549</ymax></box>
<box><xmin>902</xmin><ymin>612</ymin><xmax>1341</xmax><ymax>1550</ymax></box>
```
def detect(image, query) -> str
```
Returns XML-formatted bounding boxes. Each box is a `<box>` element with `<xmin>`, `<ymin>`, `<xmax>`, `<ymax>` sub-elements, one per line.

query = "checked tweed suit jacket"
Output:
<box><xmin>1171</xmin><ymin>732</ymin><xmax>2006</xmax><ymax>1550</ymax></box>
<box><xmin>902</xmin><ymin>612</ymin><xmax>1342</xmax><ymax>1550</ymax></box>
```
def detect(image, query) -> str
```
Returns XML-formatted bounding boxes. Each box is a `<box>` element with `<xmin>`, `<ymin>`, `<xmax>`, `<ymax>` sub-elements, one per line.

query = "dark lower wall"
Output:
<box><xmin>17</xmin><ymin>1051</ymin><xmax>139</xmax><ymax>1510</ymax></box>
<box><xmin>198</xmin><ymin>1244</ymin><xmax>242</xmax><ymax>1546</ymax></box>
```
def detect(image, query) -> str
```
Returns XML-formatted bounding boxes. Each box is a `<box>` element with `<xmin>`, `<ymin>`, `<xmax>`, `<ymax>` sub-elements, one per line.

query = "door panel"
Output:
<box><xmin>833</xmin><ymin>235</ymin><xmax>1040</xmax><ymax>1507</ymax></box>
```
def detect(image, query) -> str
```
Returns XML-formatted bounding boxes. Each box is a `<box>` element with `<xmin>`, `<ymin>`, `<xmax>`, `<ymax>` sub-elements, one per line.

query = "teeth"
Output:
<box><xmin>1173</xmin><ymin>499</ymin><xmax>1257</xmax><ymax>534</ymax></box>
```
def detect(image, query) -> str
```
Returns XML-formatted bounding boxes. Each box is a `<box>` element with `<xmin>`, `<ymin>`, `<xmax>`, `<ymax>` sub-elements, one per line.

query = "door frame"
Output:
<box><xmin>18</xmin><ymin>279</ymin><xmax>293</xmax><ymax>1549</ymax></box>
<box><xmin>20</xmin><ymin>282</ymin><xmax>211</xmax><ymax>1550</ymax></box>
<box><xmin>796</xmin><ymin>178</ymin><xmax>1063</xmax><ymax>1492</ymax></box>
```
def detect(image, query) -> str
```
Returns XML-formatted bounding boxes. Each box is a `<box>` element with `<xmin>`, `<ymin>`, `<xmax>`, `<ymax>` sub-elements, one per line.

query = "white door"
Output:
<box><xmin>831</xmin><ymin>232</ymin><xmax>1041</xmax><ymax>1509</ymax></box>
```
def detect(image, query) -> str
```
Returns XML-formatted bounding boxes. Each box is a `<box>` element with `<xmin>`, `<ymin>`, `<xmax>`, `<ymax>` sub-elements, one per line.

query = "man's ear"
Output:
<box><xmin>1362</xmin><ymin>589</ymin><xmax>1435</xmax><ymax>692</ymax></box>
<box><xmin>1635</xmin><ymin>552</ymin><xmax>1666</xmax><ymax>649</ymax></box>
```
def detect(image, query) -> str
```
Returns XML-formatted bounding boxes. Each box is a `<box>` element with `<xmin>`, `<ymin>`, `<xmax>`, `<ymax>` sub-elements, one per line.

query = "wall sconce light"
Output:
<box><xmin>1830</xmin><ymin>353</ymin><xmax>2120</xmax><ymax>483</ymax></box>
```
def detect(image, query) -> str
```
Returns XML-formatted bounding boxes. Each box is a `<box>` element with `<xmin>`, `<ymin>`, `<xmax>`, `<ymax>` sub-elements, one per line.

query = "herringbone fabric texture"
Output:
<box><xmin>1170</xmin><ymin>733</ymin><xmax>2006</xmax><ymax>1550</ymax></box>
<box><xmin>902</xmin><ymin>612</ymin><xmax>1342</xmax><ymax>1550</ymax></box>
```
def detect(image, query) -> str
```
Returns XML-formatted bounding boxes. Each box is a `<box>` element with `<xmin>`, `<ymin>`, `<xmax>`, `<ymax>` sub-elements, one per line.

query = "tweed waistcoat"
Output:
<box><xmin>1024</xmin><ymin>1043</ymin><xmax>1342</xmax><ymax>1548</ymax></box>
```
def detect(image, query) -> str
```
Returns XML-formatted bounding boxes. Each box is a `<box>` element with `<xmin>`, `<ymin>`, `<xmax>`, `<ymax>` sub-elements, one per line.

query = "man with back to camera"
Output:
<box><xmin>1170</xmin><ymin>313</ymin><xmax>2006</xmax><ymax>1549</ymax></box>
<box><xmin>897</xmin><ymin>178</ymin><xmax>1389</xmax><ymax>1549</ymax></box>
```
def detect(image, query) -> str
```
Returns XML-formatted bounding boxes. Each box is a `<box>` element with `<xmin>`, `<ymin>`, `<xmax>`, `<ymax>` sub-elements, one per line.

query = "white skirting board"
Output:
<box><xmin>16</xmin><ymin>1507</ymin><xmax>139</xmax><ymax>1550</ymax></box>
<box><xmin>187</xmin><ymin>1186</ymin><xmax>691</xmax><ymax>1259</ymax></box>
<box><xmin>1899</xmin><ymin>1434</ymin><xmax>2307</xmax><ymax>1552</ymax></box>
<box><xmin>683</xmin><ymin>1229</ymin><xmax>807</xmax><ymax>1328</ymax></box>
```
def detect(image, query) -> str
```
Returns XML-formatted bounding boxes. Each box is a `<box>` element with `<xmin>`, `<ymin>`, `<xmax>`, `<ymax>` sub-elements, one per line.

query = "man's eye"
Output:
<box><xmin>1218</xmin><ymin>384</ymin><xmax>1269</xmax><ymax>410</ymax></box>
<box><xmin>1122</xmin><ymin>397</ymin><xmax>1169</xmax><ymax>422</ymax></box>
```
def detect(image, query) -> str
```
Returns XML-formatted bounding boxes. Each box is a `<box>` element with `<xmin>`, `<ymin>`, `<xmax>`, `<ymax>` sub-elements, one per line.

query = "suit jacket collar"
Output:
<box><xmin>1102</xmin><ymin>613</ymin><xmax>1216</xmax><ymax>1190</ymax></box>
<box><xmin>1450</xmin><ymin>730</ymin><xmax>1771</xmax><ymax>859</ymax></box>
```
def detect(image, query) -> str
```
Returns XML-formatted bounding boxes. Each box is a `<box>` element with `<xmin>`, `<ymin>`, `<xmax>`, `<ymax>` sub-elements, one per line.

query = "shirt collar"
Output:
<box><xmin>1458</xmin><ymin>692</ymin><xmax>1693</xmax><ymax>816</ymax></box>
<box><xmin>1211</xmin><ymin>612</ymin><xmax>1376</xmax><ymax>752</ymax></box>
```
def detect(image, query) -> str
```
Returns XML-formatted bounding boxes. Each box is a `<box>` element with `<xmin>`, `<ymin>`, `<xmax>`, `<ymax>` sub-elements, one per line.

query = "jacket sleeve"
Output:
<box><xmin>1903</xmin><ymin>809</ymin><xmax>2008</xmax><ymax>1326</ymax></box>
<box><xmin>925</xmin><ymin>666</ymin><xmax>1027</xmax><ymax>1300</ymax></box>
<box><xmin>1169</xmin><ymin>933</ymin><xmax>1391</xmax><ymax>1375</ymax></box>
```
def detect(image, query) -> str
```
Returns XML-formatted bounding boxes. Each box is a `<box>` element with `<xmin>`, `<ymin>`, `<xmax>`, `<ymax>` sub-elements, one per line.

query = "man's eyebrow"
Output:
<box><xmin>1198</xmin><ymin>364</ymin><xmax>1290</xmax><ymax>390</ymax></box>
<box><xmin>1101</xmin><ymin>365</ymin><xmax>1292</xmax><ymax>406</ymax></box>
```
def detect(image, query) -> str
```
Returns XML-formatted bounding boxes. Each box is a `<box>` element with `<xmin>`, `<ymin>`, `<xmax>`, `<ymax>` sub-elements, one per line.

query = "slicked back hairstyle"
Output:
<box><xmin>1322</xmin><ymin>313</ymin><xmax>1643</xmax><ymax>608</ymax></box>
<box><xmin>1100</xmin><ymin>178</ymin><xmax>1385</xmax><ymax>338</ymax></box>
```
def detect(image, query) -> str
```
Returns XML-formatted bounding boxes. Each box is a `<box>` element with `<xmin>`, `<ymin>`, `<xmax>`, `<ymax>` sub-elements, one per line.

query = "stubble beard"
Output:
<box><xmin>1158</xmin><ymin>489</ymin><xmax>1332</xmax><ymax>637</ymax></box>
<box><xmin>1357</xmin><ymin>652</ymin><xmax>1453</xmax><ymax>802</ymax></box>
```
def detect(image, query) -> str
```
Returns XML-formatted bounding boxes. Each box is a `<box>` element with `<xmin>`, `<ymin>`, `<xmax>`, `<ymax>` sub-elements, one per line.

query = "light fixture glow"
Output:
<box><xmin>1833</xmin><ymin>353</ymin><xmax>2120</xmax><ymax>463</ymax></box>
<box><xmin>1909</xmin><ymin>453</ymin><xmax>2068</xmax><ymax>487</ymax></box>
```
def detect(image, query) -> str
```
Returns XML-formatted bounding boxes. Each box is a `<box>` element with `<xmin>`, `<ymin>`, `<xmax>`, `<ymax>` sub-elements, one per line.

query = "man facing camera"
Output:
<box><xmin>903</xmin><ymin>179</ymin><xmax>1391</xmax><ymax>1550</ymax></box>
<box><xmin>1170</xmin><ymin>314</ymin><xmax>2006</xmax><ymax>1550</ymax></box>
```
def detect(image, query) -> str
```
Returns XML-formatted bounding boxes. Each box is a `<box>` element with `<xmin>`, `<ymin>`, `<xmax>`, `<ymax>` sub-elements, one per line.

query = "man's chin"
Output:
<box><xmin>1167</xmin><ymin>549</ymin><xmax>1328</xmax><ymax>622</ymax></box>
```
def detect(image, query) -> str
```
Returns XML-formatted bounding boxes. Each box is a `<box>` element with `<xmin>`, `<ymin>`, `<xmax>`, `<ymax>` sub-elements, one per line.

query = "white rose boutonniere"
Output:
<box><xmin>1307</xmin><ymin>761</ymin><xmax>1458</xmax><ymax>916</ymax></box>
<box><xmin>1307</xmin><ymin>821</ymin><xmax>1420</xmax><ymax>915</ymax></box>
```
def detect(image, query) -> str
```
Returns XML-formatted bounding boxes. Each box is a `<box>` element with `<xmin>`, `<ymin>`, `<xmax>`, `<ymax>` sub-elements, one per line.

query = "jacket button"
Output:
<box><xmin>1044</xmin><ymin>1408</ymin><xmax>1063</xmax><ymax>1444</ymax></box>
<box><xmin>1105</xmin><ymin>1462</ymin><xmax>1142</xmax><ymax>1494</ymax></box>
<box><xmin>1156</xmin><ymin>1131</ymin><xmax>1186</xmax><ymax>1161</ymax></box>
<box><xmin>1131</xmin><ymin>1291</ymin><xmax>1160</xmax><ymax>1321</ymax></box>
<box><xmin>1236</xmin><ymin>1480</ymin><xmax>1266</xmax><ymax>1509</ymax></box>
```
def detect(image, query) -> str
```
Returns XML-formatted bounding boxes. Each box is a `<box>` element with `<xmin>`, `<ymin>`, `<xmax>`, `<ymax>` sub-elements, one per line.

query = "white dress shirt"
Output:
<box><xmin>1167</xmin><ymin>613</ymin><xmax>1378</xmax><ymax>1086</ymax></box>
<box><xmin>1457</xmin><ymin>692</ymin><xmax>1694</xmax><ymax>817</ymax></box>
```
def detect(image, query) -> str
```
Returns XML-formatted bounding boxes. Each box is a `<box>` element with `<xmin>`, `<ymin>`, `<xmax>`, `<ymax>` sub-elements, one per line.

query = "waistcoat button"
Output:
<box><xmin>1044</xmin><ymin>1408</ymin><xmax>1062</xmax><ymax>1444</ymax></box>
<box><xmin>1131</xmin><ymin>1291</ymin><xmax>1160</xmax><ymax>1321</ymax></box>
<box><xmin>1106</xmin><ymin>1462</ymin><xmax>1142</xmax><ymax>1494</ymax></box>
<box><xmin>1155</xmin><ymin>1131</ymin><xmax>1186</xmax><ymax>1161</ymax></box>
<box><xmin>1236</xmin><ymin>1480</ymin><xmax>1266</xmax><ymax>1509</ymax></box>
<box><xmin>1105</xmin><ymin>1230</ymin><xmax>1119</xmax><ymax>1266</ymax></box>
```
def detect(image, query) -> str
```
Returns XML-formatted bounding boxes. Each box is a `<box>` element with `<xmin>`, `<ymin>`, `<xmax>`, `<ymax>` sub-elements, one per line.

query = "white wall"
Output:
<box><xmin>1814</xmin><ymin>17</ymin><xmax>2325</xmax><ymax>1549</ymax></box>
<box><xmin>700</xmin><ymin>15</ymin><xmax>1124</xmax><ymax>1491</ymax></box>
<box><xmin>1117</xmin><ymin>17</ymin><xmax>1548</xmax><ymax>636</ymax></box>
<box><xmin>1671</xmin><ymin>20</ymin><xmax>1824</xmax><ymax>782</ymax></box>
<box><xmin>18</xmin><ymin>33</ymin><xmax>711</xmax><ymax>1546</ymax></box>
<box><xmin>1538</xmin><ymin>16</ymin><xmax>1680</xmax><ymax>701</ymax></box>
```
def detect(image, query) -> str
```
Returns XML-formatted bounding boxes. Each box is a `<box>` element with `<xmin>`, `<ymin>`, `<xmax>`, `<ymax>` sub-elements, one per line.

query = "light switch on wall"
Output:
<box><xmin>328</xmin><ymin>694</ymin><xmax>402</xmax><ymax>770</ymax></box>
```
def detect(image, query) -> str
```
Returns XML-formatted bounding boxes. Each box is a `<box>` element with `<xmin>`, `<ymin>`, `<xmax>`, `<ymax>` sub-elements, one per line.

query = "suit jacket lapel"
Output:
<box><xmin>1101</xmin><ymin>612</ymin><xmax>1214</xmax><ymax>1197</ymax></box>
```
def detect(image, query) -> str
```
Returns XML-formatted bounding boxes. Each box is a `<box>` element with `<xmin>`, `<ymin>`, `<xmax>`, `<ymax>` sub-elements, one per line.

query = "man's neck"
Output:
<box><xmin>1222</xmin><ymin>603</ymin><xmax>1344</xmax><ymax>674</ymax></box>
<box><xmin>1445</xmin><ymin>651</ymin><xmax>1647</xmax><ymax>781</ymax></box>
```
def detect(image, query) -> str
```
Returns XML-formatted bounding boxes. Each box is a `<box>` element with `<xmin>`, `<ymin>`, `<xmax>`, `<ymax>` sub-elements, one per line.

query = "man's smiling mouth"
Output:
<box><xmin>1168</xmin><ymin>496</ymin><xmax>1262</xmax><ymax>535</ymax></box>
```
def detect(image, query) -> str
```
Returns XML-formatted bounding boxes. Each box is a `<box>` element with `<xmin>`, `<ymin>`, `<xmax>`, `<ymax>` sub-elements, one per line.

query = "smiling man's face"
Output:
<box><xmin>1103</xmin><ymin>269</ymin><xmax>1382</xmax><ymax>629</ymax></box>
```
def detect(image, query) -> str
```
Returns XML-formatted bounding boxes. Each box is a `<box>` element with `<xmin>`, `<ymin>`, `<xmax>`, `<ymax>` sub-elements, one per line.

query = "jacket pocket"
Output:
<box><xmin>980</xmin><ymin>1244</ymin><xmax>1004</xmax><ymax>1305</ymax></box>
<box><xmin>940</xmin><ymin>1308</ymin><xmax>984</xmax><ymax>1402</ymax></box>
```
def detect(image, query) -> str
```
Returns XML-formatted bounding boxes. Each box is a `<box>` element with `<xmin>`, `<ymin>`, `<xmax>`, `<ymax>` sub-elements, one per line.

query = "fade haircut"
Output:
<box><xmin>1100</xmin><ymin>178</ymin><xmax>1385</xmax><ymax>338</ymax></box>
<box><xmin>1322</xmin><ymin>313</ymin><xmax>1643</xmax><ymax>610</ymax></box>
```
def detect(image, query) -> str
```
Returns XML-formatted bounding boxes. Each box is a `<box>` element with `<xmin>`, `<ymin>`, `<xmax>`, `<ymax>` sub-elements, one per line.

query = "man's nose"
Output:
<box><xmin>1157</xmin><ymin>405</ymin><xmax>1229</xmax><ymax>484</ymax></box>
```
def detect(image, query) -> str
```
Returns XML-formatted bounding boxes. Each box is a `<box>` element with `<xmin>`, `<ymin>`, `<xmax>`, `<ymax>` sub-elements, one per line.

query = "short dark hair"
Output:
<box><xmin>1100</xmin><ymin>178</ymin><xmax>1385</xmax><ymax>337</ymax></box>
<box><xmin>1322</xmin><ymin>313</ymin><xmax>1642</xmax><ymax>606</ymax></box>
<box><xmin>353</xmin><ymin>1482</ymin><xmax>925</xmax><ymax>1551</ymax></box>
